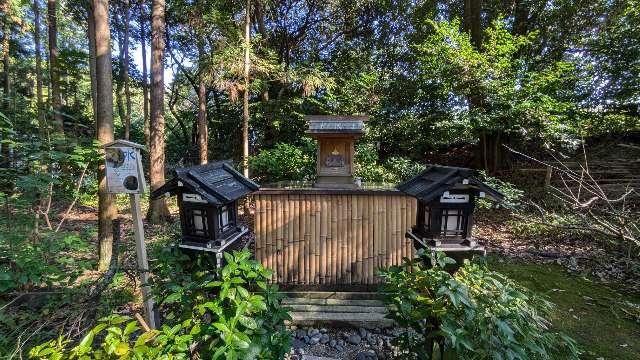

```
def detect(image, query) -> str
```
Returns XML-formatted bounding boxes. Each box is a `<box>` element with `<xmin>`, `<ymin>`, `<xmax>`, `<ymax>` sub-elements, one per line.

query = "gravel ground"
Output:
<box><xmin>285</xmin><ymin>326</ymin><xmax>404</xmax><ymax>360</ymax></box>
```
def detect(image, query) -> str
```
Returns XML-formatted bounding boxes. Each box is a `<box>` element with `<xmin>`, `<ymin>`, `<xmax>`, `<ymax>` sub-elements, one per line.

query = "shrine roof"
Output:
<box><xmin>305</xmin><ymin>115</ymin><xmax>367</xmax><ymax>135</ymax></box>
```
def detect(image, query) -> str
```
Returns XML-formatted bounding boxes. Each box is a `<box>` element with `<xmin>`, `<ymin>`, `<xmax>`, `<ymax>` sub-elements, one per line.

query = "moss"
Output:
<box><xmin>489</xmin><ymin>257</ymin><xmax>640</xmax><ymax>360</ymax></box>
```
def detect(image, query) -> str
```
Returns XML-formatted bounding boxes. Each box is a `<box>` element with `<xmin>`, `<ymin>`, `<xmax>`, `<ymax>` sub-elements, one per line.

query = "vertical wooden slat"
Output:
<box><xmin>342</xmin><ymin>195</ymin><xmax>349</xmax><ymax>284</ymax></box>
<box><xmin>365</xmin><ymin>195</ymin><xmax>372</xmax><ymax>284</ymax></box>
<box><xmin>371</xmin><ymin>195</ymin><xmax>377</xmax><ymax>283</ymax></box>
<box><xmin>289</xmin><ymin>196</ymin><xmax>296</xmax><ymax>282</ymax></box>
<box><xmin>266</xmin><ymin>195</ymin><xmax>274</xmax><ymax>281</ymax></box>
<box><xmin>354</xmin><ymin>195</ymin><xmax>362</xmax><ymax>284</ymax></box>
<box><xmin>304</xmin><ymin>195</ymin><xmax>313</xmax><ymax>284</ymax></box>
<box><xmin>395</xmin><ymin>196</ymin><xmax>402</xmax><ymax>265</ymax></box>
<box><xmin>282</xmin><ymin>196</ymin><xmax>288</xmax><ymax>283</ymax></box>
<box><xmin>254</xmin><ymin>196</ymin><xmax>261</xmax><ymax>264</ymax></box>
<box><xmin>309</xmin><ymin>196</ymin><xmax>316</xmax><ymax>284</ymax></box>
<box><xmin>330</xmin><ymin>195</ymin><xmax>338</xmax><ymax>284</ymax></box>
<box><xmin>320</xmin><ymin>195</ymin><xmax>328</xmax><ymax>284</ymax></box>
<box><xmin>410</xmin><ymin>197</ymin><xmax>416</xmax><ymax>258</ymax></box>
<box><xmin>298</xmin><ymin>196</ymin><xmax>304</xmax><ymax>284</ymax></box>
<box><xmin>401</xmin><ymin>196</ymin><xmax>408</xmax><ymax>262</ymax></box>
<box><xmin>389</xmin><ymin>196</ymin><xmax>396</xmax><ymax>268</ymax></box>
<box><xmin>314</xmin><ymin>196</ymin><xmax>321</xmax><ymax>284</ymax></box>
<box><xmin>335</xmin><ymin>195</ymin><xmax>342</xmax><ymax>283</ymax></box>
<box><xmin>293</xmin><ymin>196</ymin><xmax>300</xmax><ymax>284</ymax></box>
<box><xmin>276</xmin><ymin>195</ymin><xmax>282</xmax><ymax>284</ymax></box>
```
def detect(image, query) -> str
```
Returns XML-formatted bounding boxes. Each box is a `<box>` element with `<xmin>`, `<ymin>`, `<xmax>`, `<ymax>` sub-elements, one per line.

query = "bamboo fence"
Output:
<box><xmin>254</xmin><ymin>190</ymin><xmax>416</xmax><ymax>285</ymax></box>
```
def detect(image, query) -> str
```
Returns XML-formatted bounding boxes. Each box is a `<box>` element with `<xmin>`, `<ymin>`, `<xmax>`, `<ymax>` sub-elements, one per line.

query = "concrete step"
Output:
<box><xmin>282</xmin><ymin>298</ymin><xmax>383</xmax><ymax>306</ymax></box>
<box><xmin>289</xmin><ymin>311</ymin><xmax>394</xmax><ymax>329</ymax></box>
<box><xmin>282</xmin><ymin>291</ymin><xmax>381</xmax><ymax>300</ymax></box>
<box><xmin>286</xmin><ymin>304</ymin><xmax>388</xmax><ymax>313</ymax></box>
<box><xmin>284</xmin><ymin>292</ymin><xmax>393</xmax><ymax>329</ymax></box>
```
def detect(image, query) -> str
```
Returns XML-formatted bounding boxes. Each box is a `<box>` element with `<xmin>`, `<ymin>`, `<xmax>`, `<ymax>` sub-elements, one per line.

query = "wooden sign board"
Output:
<box><xmin>104</xmin><ymin>140</ymin><xmax>146</xmax><ymax>194</ymax></box>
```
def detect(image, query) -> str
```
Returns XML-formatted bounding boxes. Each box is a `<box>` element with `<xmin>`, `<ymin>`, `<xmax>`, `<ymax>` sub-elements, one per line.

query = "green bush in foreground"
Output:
<box><xmin>28</xmin><ymin>250</ymin><xmax>291</xmax><ymax>360</ymax></box>
<box><xmin>379</xmin><ymin>251</ymin><xmax>580</xmax><ymax>360</ymax></box>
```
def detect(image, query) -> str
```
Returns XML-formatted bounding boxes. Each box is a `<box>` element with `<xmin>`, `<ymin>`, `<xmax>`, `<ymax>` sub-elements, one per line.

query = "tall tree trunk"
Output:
<box><xmin>115</xmin><ymin>11</ymin><xmax>126</xmax><ymax>133</ymax></box>
<box><xmin>93</xmin><ymin>0</ymin><xmax>117</xmax><ymax>271</ymax></box>
<box><xmin>140</xmin><ymin>0</ymin><xmax>150</xmax><ymax>148</ymax></box>
<box><xmin>123</xmin><ymin>0</ymin><xmax>131</xmax><ymax>140</ymax></box>
<box><xmin>197</xmin><ymin>43</ymin><xmax>207</xmax><ymax>164</ymax></box>
<box><xmin>147</xmin><ymin>0</ymin><xmax>170</xmax><ymax>223</ymax></box>
<box><xmin>1</xmin><ymin>0</ymin><xmax>11</xmax><ymax>167</ymax></box>
<box><xmin>242</xmin><ymin>0</ymin><xmax>250</xmax><ymax>178</ymax></box>
<box><xmin>87</xmin><ymin>2</ymin><xmax>97</xmax><ymax>121</ymax></box>
<box><xmin>47</xmin><ymin>0</ymin><xmax>64</xmax><ymax>135</ymax></box>
<box><xmin>463</xmin><ymin>0</ymin><xmax>482</xmax><ymax>50</ymax></box>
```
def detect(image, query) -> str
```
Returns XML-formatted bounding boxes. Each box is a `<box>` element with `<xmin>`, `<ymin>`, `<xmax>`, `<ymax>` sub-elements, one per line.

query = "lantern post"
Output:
<box><xmin>103</xmin><ymin>140</ymin><xmax>155</xmax><ymax>329</ymax></box>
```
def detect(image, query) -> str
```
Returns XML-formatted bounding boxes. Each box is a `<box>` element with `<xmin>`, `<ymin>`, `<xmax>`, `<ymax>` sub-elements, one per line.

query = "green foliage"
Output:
<box><xmin>28</xmin><ymin>250</ymin><xmax>291</xmax><ymax>359</ymax></box>
<box><xmin>250</xmin><ymin>142</ymin><xmax>316</xmax><ymax>183</ymax></box>
<box><xmin>378</xmin><ymin>251</ymin><xmax>580</xmax><ymax>359</ymax></box>
<box><xmin>414</xmin><ymin>19</ymin><xmax>582</xmax><ymax>145</ymax></box>
<box><xmin>0</xmin><ymin>212</ymin><xmax>94</xmax><ymax>293</ymax></box>
<box><xmin>354</xmin><ymin>143</ymin><xmax>425</xmax><ymax>184</ymax></box>
<box><xmin>476</xmin><ymin>170</ymin><xmax>524</xmax><ymax>210</ymax></box>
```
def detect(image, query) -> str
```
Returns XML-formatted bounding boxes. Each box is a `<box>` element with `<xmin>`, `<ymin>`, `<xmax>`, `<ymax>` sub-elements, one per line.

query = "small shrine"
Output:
<box><xmin>305</xmin><ymin>115</ymin><xmax>367</xmax><ymax>188</ymax></box>
<box><xmin>151</xmin><ymin>160</ymin><xmax>259</xmax><ymax>253</ymax></box>
<box><xmin>397</xmin><ymin>165</ymin><xmax>503</xmax><ymax>253</ymax></box>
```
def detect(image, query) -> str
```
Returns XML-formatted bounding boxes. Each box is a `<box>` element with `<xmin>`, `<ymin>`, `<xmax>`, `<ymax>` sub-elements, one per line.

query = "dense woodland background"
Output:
<box><xmin>1</xmin><ymin>0</ymin><xmax>639</xmax><ymax>357</ymax></box>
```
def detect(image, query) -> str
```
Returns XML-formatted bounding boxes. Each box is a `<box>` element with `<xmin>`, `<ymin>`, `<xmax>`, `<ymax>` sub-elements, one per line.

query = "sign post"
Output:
<box><xmin>103</xmin><ymin>140</ymin><xmax>155</xmax><ymax>329</ymax></box>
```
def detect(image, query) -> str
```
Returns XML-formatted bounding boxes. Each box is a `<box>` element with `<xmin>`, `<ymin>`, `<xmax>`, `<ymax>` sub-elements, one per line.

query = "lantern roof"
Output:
<box><xmin>396</xmin><ymin>165</ymin><xmax>504</xmax><ymax>203</ymax></box>
<box><xmin>151</xmin><ymin>160</ymin><xmax>259</xmax><ymax>205</ymax></box>
<box><xmin>305</xmin><ymin>115</ymin><xmax>367</xmax><ymax>136</ymax></box>
<box><xmin>102</xmin><ymin>139</ymin><xmax>146</xmax><ymax>150</ymax></box>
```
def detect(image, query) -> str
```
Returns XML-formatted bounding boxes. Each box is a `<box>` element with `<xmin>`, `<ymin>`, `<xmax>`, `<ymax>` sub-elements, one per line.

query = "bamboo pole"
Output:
<box><xmin>354</xmin><ymin>195</ymin><xmax>362</xmax><ymax>284</ymax></box>
<box><xmin>318</xmin><ymin>196</ymin><xmax>327</xmax><ymax>284</ymax></box>
<box><xmin>409</xmin><ymin>197</ymin><xmax>416</xmax><ymax>258</ymax></box>
<box><xmin>400</xmin><ymin>196</ymin><xmax>407</xmax><ymax>262</ymax></box>
<box><xmin>389</xmin><ymin>196</ymin><xmax>396</xmax><ymax>268</ymax></box>
<box><xmin>265</xmin><ymin>195</ymin><xmax>273</xmax><ymax>281</ymax></box>
<box><xmin>298</xmin><ymin>195</ymin><xmax>304</xmax><ymax>284</ymax></box>
<box><xmin>395</xmin><ymin>196</ymin><xmax>402</xmax><ymax>265</ymax></box>
<box><xmin>303</xmin><ymin>196</ymin><xmax>310</xmax><ymax>284</ymax></box>
<box><xmin>346</xmin><ymin>195</ymin><xmax>352</xmax><ymax>284</ymax></box>
<box><xmin>274</xmin><ymin>196</ymin><xmax>282</xmax><ymax>283</ymax></box>
<box><xmin>256</xmin><ymin>196</ymin><xmax>263</xmax><ymax>265</ymax></box>
<box><xmin>330</xmin><ymin>195</ymin><xmax>337</xmax><ymax>284</ymax></box>
<box><xmin>363</xmin><ymin>195</ymin><xmax>370</xmax><ymax>284</ymax></box>
<box><xmin>292</xmin><ymin>195</ymin><xmax>299</xmax><ymax>284</ymax></box>
<box><xmin>309</xmin><ymin>196</ymin><xmax>315</xmax><ymax>284</ymax></box>
<box><xmin>315</xmin><ymin>197</ymin><xmax>322</xmax><ymax>284</ymax></box>
<box><xmin>279</xmin><ymin>195</ymin><xmax>291</xmax><ymax>284</ymax></box>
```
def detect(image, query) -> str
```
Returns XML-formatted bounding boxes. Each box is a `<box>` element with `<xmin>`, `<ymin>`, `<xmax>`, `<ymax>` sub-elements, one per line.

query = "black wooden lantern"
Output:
<box><xmin>397</xmin><ymin>165</ymin><xmax>503</xmax><ymax>252</ymax></box>
<box><xmin>151</xmin><ymin>161</ymin><xmax>259</xmax><ymax>252</ymax></box>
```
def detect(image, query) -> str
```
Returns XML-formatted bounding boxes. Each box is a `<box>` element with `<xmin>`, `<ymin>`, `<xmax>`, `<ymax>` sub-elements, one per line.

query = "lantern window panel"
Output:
<box><xmin>423</xmin><ymin>207</ymin><xmax>432</xmax><ymax>231</ymax></box>
<box><xmin>186</xmin><ymin>208</ymin><xmax>209</xmax><ymax>238</ymax></box>
<box><xmin>219</xmin><ymin>205</ymin><xmax>232</xmax><ymax>232</ymax></box>
<box><xmin>440</xmin><ymin>208</ymin><xmax>466</xmax><ymax>237</ymax></box>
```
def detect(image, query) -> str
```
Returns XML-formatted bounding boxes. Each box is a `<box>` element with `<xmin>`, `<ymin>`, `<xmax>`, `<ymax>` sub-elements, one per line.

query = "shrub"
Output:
<box><xmin>29</xmin><ymin>250</ymin><xmax>291</xmax><ymax>359</ymax></box>
<box><xmin>354</xmin><ymin>143</ymin><xmax>425</xmax><ymax>184</ymax></box>
<box><xmin>476</xmin><ymin>170</ymin><xmax>524</xmax><ymax>210</ymax></box>
<box><xmin>378</xmin><ymin>251</ymin><xmax>580</xmax><ymax>360</ymax></box>
<box><xmin>250</xmin><ymin>142</ymin><xmax>315</xmax><ymax>183</ymax></box>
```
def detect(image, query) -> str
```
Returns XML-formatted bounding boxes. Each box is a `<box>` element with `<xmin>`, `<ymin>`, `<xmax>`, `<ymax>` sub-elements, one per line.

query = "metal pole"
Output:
<box><xmin>129</xmin><ymin>192</ymin><xmax>156</xmax><ymax>329</ymax></box>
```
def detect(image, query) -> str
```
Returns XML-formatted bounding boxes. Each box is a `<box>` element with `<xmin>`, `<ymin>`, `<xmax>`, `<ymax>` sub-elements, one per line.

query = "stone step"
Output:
<box><xmin>282</xmin><ymin>298</ymin><xmax>384</xmax><ymax>307</ymax></box>
<box><xmin>288</xmin><ymin>311</ymin><xmax>394</xmax><ymax>329</ymax></box>
<box><xmin>282</xmin><ymin>291</ymin><xmax>381</xmax><ymax>300</ymax></box>
<box><xmin>285</xmin><ymin>304</ymin><xmax>388</xmax><ymax>313</ymax></box>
